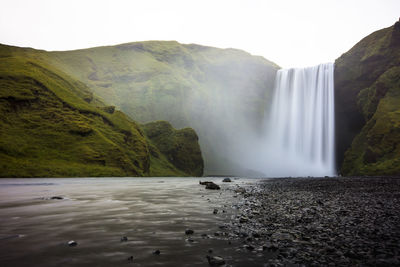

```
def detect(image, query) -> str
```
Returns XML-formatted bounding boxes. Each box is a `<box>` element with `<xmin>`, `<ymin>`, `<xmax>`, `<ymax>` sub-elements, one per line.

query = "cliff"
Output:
<box><xmin>335</xmin><ymin>20</ymin><xmax>400</xmax><ymax>175</ymax></box>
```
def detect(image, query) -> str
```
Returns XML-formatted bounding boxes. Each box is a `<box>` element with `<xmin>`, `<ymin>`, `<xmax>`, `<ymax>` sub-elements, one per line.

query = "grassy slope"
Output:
<box><xmin>0</xmin><ymin>44</ymin><xmax>203</xmax><ymax>177</ymax></box>
<box><xmin>39</xmin><ymin>41</ymin><xmax>279</xmax><ymax>174</ymax></box>
<box><xmin>335</xmin><ymin>21</ymin><xmax>400</xmax><ymax>175</ymax></box>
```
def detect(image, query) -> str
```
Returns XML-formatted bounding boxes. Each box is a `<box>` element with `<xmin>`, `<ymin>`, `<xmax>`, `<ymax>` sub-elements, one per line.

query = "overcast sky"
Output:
<box><xmin>0</xmin><ymin>0</ymin><xmax>399</xmax><ymax>68</ymax></box>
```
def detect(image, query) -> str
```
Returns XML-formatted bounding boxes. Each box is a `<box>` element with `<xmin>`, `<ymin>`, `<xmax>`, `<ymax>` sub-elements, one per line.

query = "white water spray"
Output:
<box><xmin>260</xmin><ymin>63</ymin><xmax>336</xmax><ymax>177</ymax></box>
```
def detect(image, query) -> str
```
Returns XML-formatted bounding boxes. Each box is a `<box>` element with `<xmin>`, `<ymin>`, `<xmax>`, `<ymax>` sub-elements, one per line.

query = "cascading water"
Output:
<box><xmin>262</xmin><ymin>63</ymin><xmax>336</xmax><ymax>177</ymax></box>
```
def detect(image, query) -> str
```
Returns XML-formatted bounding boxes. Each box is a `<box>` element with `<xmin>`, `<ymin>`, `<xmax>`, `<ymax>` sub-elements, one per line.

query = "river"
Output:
<box><xmin>0</xmin><ymin>177</ymin><xmax>265</xmax><ymax>267</ymax></box>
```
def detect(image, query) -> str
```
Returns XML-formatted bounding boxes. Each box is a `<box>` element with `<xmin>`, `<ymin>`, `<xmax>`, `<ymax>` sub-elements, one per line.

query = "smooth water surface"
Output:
<box><xmin>0</xmin><ymin>177</ymin><xmax>263</xmax><ymax>267</ymax></box>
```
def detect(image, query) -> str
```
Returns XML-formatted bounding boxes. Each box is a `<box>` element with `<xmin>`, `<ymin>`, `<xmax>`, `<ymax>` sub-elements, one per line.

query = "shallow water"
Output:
<box><xmin>0</xmin><ymin>177</ymin><xmax>266</xmax><ymax>267</ymax></box>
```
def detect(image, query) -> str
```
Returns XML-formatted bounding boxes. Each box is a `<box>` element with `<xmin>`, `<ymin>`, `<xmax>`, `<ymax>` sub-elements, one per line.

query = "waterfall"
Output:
<box><xmin>263</xmin><ymin>63</ymin><xmax>336</xmax><ymax>177</ymax></box>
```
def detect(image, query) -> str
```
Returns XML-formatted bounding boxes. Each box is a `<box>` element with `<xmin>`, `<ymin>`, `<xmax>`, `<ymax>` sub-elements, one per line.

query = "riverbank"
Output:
<box><xmin>0</xmin><ymin>177</ymin><xmax>399</xmax><ymax>266</ymax></box>
<box><xmin>223</xmin><ymin>177</ymin><xmax>400</xmax><ymax>266</ymax></box>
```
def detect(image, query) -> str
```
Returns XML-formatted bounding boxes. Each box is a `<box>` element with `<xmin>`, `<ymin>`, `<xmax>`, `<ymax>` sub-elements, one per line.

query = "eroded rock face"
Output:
<box><xmin>142</xmin><ymin>121</ymin><xmax>204</xmax><ymax>176</ymax></box>
<box><xmin>335</xmin><ymin>20</ymin><xmax>400</xmax><ymax>175</ymax></box>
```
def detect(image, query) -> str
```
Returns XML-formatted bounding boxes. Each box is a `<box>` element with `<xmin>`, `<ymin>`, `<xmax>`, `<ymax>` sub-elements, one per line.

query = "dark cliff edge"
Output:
<box><xmin>335</xmin><ymin>20</ymin><xmax>400</xmax><ymax>175</ymax></box>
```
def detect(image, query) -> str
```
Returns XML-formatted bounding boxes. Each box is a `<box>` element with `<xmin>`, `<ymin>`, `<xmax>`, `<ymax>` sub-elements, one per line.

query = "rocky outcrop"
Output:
<box><xmin>142</xmin><ymin>121</ymin><xmax>204</xmax><ymax>176</ymax></box>
<box><xmin>335</xmin><ymin>20</ymin><xmax>400</xmax><ymax>175</ymax></box>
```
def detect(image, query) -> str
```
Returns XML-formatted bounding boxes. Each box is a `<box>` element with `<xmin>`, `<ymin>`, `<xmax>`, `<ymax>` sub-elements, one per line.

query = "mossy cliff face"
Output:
<box><xmin>142</xmin><ymin>121</ymin><xmax>204</xmax><ymax>177</ymax></box>
<box><xmin>0</xmin><ymin>45</ymin><xmax>203</xmax><ymax>177</ymax></box>
<box><xmin>335</xmin><ymin>20</ymin><xmax>400</xmax><ymax>175</ymax></box>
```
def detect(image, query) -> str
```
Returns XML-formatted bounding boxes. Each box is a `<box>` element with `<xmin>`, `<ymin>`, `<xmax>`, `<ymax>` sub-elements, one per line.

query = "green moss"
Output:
<box><xmin>335</xmin><ymin>20</ymin><xmax>400</xmax><ymax>176</ymax></box>
<box><xmin>0</xmin><ymin>44</ymin><xmax>204</xmax><ymax>177</ymax></box>
<box><xmin>143</xmin><ymin>121</ymin><xmax>204</xmax><ymax>176</ymax></box>
<box><xmin>341</xmin><ymin>66</ymin><xmax>400</xmax><ymax>176</ymax></box>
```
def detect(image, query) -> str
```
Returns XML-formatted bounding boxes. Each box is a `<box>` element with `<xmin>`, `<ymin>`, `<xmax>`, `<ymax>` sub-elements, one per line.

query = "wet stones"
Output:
<box><xmin>200</xmin><ymin>181</ymin><xmax>221</xmax><ymax>190</ymax></box>
<box><xmin>185</xmin><ymin>229</ymin><xmax>194</xmax><ymax>235</ymax></box>
<box><xmin>68</xmin><ymin>240</ymin><xmax>77</xmax><ymax>247</ymax></box>
<box><xmin>153</xmin><ymin>250</ymin><xmax>161</xmax><ymax>255</ymax></box>
<box><xmin>206</xmin><ymin>183</ymin><xmax>220</xmax><ymax>190</ymax></box>
<box><xmin>218</xmin><ymin>177</ymin><xmax>400</xmax><ymax>266</ymax></box>
<box><xmin>206</xmin><ymin>255</ymin><xmax>225</xmax><ymax>266</ymax></box>
<box><xmin>239</xmin><ymin>216</ymin><xmax>249</xmax><ymax>223</ymax></box>
<box><xmin>222</xmin><ymin>178</ymin><xmax>232</xmax><ymax>182</ymax></box>
<box><xmin>120</xmin><ymin>236</ymin><xmax>128</xmax><ymax>242</ymax></box>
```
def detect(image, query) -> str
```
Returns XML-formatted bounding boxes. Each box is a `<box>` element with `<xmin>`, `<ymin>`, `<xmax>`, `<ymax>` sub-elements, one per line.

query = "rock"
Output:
<box><xmin>121</xmin><ymin>236</ymin><xmax>128</xmax><ymax>242</ymax></box>
<box><xmin>213</xmin><ymin>209</ymin><xmax>218</xmax><ymax>214</ymax></box>
<box><xmin>68</xmin><ymin>240</ymin><xmax>77</xmax><ymax>247</ymax></box>
<box><xmin>205</xmin><ymin>182</ymin><xmax>220</xmax><ymax>190</ymax></box>
<box><xmin>185</xmin><ymin>229</ymin><xmax>194</xmax><ymax>235</ymax></box>
<box><xmin>244</xmin><ymin>244</ymin><xmax>255</xmax><ymax>251</ymax></box>
<box><xmin>239</xmin><ymin>216</ymin><xmax>249</xmax><ymax>223</ymax></box>
<box><xmin>208</xmin><ymin>249</ymin><xmax>213</xmax><ymax>253</ymax></box>
<box><xmin>127</xmin><ymin>256</ymin><xmax>134</xmax><ymax>262</ymax></box>
<box><xmin>199</xmin><ymin>181</ymin><xmax>213</xmax><ymax>185</ymax></box>
<box><xmin>206</xmin><ymin>255</ymin><xmax>225</xmax><ymax>266</ymax></box>
<box><xmin>51</xmin><ymin>196</ymin><xmax>63</xmax><ymax>200</ymax></box>
<box><xmin>234</xmin><ymin>187</ymin><xmax>246</xmax><ymax>194</ymax></box>
<box><xmin>222</xmin><ymin>178</ymin><xmax>232</xmax><ymax>182</ymax></box>
<box><xmin>252</xmin><ymin>232</ymin><xmax>261</xmax><ymax>238</ymax></box>
<box><xmin>153</xmin><ymin>250</ymin><xmax>161</xmax><ymax>255</ymax></box>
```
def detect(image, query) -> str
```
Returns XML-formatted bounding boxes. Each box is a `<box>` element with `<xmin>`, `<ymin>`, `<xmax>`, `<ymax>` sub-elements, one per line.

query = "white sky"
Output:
<box><xmin>0</xmin><ymin>0</ymin><xmax>399</xmax><ymax>68</ymax></box>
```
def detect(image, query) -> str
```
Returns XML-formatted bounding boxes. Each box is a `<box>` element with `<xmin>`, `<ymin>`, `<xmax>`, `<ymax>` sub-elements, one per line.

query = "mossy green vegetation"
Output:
<box><xmin>143</xmin><ymin>121</ymin><xmax>203</xmax><ymax>177</ymax></box>
<box><xmin>36</xmin><ymin>41</ymin><xmax>278</xmax><ymax>175</ymax></box>
<box><xmin>0</xmin><ymin>44</ymin><xmax>203</xmax><ymax>177</ymax></box>
<box><xmin>335</xmin><ymin>20</ymin><xmax>400</xmax><ymax>176</ymax></box>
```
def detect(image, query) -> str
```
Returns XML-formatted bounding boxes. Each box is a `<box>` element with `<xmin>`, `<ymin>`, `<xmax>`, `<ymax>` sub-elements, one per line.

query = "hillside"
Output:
<box><xmin>0</xmin><ymin>44</ymin><xmax>203</xmax><ymax>177</ymax></box>
<box><xmin>39</xmin><ymin>41</ymin><xmax>279</xmax><ymax>175</ymax></box>
<box><xmin>335</xmin><ymin>20</ymin><xmax>400</xmax><ymax>175</ymax></box>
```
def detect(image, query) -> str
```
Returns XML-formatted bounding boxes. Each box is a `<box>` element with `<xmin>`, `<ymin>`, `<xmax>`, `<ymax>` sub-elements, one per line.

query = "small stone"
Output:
<box><xmin>244</xmin><ymin>244</ymin><xmax>255</xmax><ymax>250</ymax></box>
<box><xmin>222</xmin><ymin>178</ymin><xmax>232</xmax><ymax>182</ymax></box>
<box><xmin>153</xmin><ymin>250</ymin><xmax>161</xmax><ymax>255</ymax></box>
<box><xmin>213</xmin><ymin>209</ymin><xmax>218</xmax><ymax>214</ymax></box>
<box><xmin>127</xmin><ymin>256</ymin><xmax>133</xmax><ymax>262</ymax></box>
<box><xmin>208</xmin><ymin>249</ymin><xmax>213</xmax><ymax>253</ymax></box>
<box><xmin>185</xmin><ymin>229</ymin><xmax>194</xmax><ymax>235</ymax></box>
<box><xmin>239</xmin><ymin>216</ymin><xmax>249</xmax><ymax>223</ymax></box>
<box><xmin>68</xmin><ymin>240</ymin><xmax>77</xmax><ymax>247</ymax></box>
<box><xmin>205</xmin><ymin>182</ymin><xmax>220</xmax><ymax>190</ymax></box>
<box><xmin>51</xmin><ymin>196</ymin><xmax>63</xmax><ymax>200</ymax></box>
<box><xmin>252</xmin><ymin>232</ymin><xmax>261</xmax><ymax>238</ymax></box>
<box><xmin>121</xmin><ymin>236</ymin><xmax>128</xmax><ymax>242</ymax></box>
<box><xmin>206</xmin><ymin>255</ymin><xmax>225</xmax><ymax>266</ymax></box>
